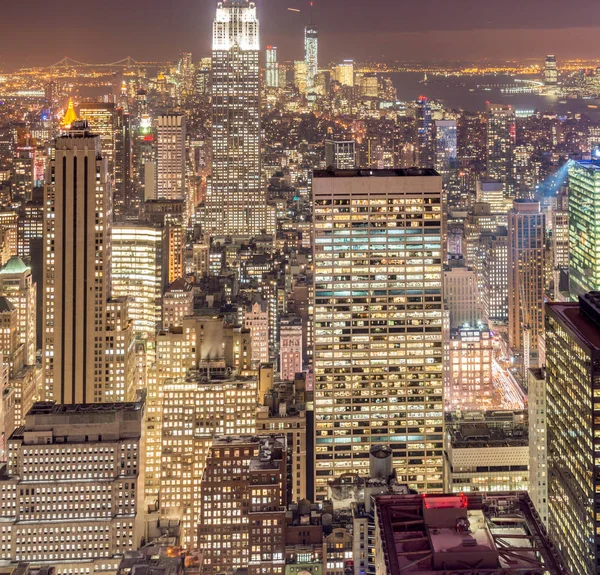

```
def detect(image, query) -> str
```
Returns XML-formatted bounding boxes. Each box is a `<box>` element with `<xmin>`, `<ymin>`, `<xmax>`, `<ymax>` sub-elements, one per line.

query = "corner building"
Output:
<box><xmin>546</xmin><ymin>294</ymin><xmax>600</xmax><ymax>575</ymax></box>
<box><xmin>312</xmin><ymin>168</ymin><xmax>444</xmax><ymax>499</ymax></box>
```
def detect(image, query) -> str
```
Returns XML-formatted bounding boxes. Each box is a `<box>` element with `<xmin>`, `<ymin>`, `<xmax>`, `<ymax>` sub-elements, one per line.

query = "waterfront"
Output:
<box><xmin>388</xmin><ymin>71</ymin><xmax>600</xmax><ymax>118</ymax></box>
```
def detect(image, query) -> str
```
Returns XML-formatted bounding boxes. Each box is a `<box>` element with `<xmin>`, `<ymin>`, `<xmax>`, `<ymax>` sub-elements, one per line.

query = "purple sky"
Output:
<box><xmin>1</xmin><ymin>0</ymin><xmax>599</xmax><ymax>69</ymax></box>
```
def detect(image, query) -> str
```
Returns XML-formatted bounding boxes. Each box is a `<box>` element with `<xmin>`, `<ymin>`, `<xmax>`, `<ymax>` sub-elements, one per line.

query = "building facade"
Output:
<box><xmin>312</xmin><ymin>168</ymin><xmax>444</xmax><ymax>498</ymax></box>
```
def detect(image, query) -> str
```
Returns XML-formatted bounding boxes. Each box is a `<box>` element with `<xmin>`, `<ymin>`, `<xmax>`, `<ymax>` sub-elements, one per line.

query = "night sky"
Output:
<box><xmin>2</xmin><ymin>0</ymin><xmax>600</xmax><ymax>69</ymax></box>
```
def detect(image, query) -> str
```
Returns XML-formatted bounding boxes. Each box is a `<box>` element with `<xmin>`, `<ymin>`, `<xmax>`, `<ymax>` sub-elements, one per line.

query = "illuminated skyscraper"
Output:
<box><xmin>486</xmin><ymin>103</ymin><xmax>516</xmax><ymax>190</ymax></box>
<box><xmin>78</xmin><ymin>101</ymin><xmax>116</xmax><ymax>177</ymax></box>
<box><xmin>304</xmin><ymin>25</ymin><xmax>318</xmax><ymax>90</ymax></box>
<box><xmin>156</xmin><ymin>114</ymin><xmax>186</xmax><ymax>201</ymax></box>
<box><xmin>416</xmin><ymin>96</ymin><xmax>435</xmax><ymax>169</ymax></box>
<box><xmin>266</xmin><ymin>46</ymin><xmax>279</xmax><ymax>88</ymax></box>
<box><xmin>312</xmin><ymin>168</ymin><xmax>444</xmax><ymax>498</ymax></box>
<box><xmin>0</xmin><ymin>401</ymin><xmax>145</xmax><ymax>573</ymax></box>
<box><xmin>208</xmin><ymin>0</ymin><xmax>265</xmax><ymax>237</ymax></box>
<box><xmin>43</xmin><ymin>122</ymin><xmax>134</xmax><ymax>404</ymax></box>
<box><xmin>0</xmin><ymin>256</ymin><xmax>36</xmax><ymax>366</ymax></box>
<box><xmin>114</xmin><ymin>107</ymin><xmax>132</xmax><ymax>219</ymax></box>
<box><xmin>545</xmin><ymin>55</ymin><xmax>558</xmax><ymax>86</ymax></box>
<box><xmin>434</xmin><ymin>119</ymin><xmax>457</xmax><ymax>183</ymax></box>
<box><xmin>508</xmin><ymin>200</ymin><xmax>546</xmax><ymax>358</ymax></box>
<box><xmin>325</xmin><ymin>139</ymin><xmax>356</xmax><ymax>169</ymax></box>
<box><xmin>112</xmin><ymin>223</ymin><xmax>166</xmax><ymax>337</ymax></box>
<box><xmin>335</xmin><ymin>60</ymin><xmax>354</xmax><ymax>87</ymax></box>
<box><xmin>546</xmin><ymin>294</ymin><xmax>600</xmax><ymax>575</ymax></box>
<box><xmin>569</xmin><ymin>159</ymin><xmax>600</xmax><ymax>298</ymax></box>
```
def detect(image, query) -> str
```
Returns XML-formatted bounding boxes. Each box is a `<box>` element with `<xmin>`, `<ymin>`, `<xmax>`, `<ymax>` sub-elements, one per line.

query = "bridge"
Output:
<box><xmin>42</xmin><ymin>57</ymin><xmax>168</xmax><ymax>70</ymax></box>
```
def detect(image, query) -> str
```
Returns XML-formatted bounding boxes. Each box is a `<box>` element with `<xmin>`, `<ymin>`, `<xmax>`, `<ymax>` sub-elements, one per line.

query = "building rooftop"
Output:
<box><xmin>376</xmin><ymin>492</ymin><xmax>567</xmax><ymax>575</ymax></box>
<box><xmin>0</xmin><ymin>296</ymin><xmax>15</xmax><ymax>313</ymax></box>
<box><xmin>546</xmin><ymin>300</ymin><xmax>600</xmax><ymax>353</ymax></box>
<box><xmin>314</xmin><ymin>168</ymin><xmax>440</xmax><ymax>178</ymax></box>
<box><xmin>0</xmin><ymin>256</ymin><xmax>30</xmax><ymax>275</ymax></box>
<box><xmin>27</xmin><ymin>401</ymin><xmax>143</xmax><ymax>416</ymax></box>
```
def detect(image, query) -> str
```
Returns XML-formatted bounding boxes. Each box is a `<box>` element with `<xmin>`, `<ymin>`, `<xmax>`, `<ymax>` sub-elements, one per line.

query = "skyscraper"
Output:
<box><xmin>325</xmin><ymin>139</ymin><xmax>356</xmax><ymax>169</ymax></box>
<box><xmin>111</xmin><ymin>223</ymin><xmax>166</xmax><ymax>337</ymax></box>
<box><xmin>335</xmin><ymin>60</ymin><xmax>354</xmax><ymax>87</ymax></box>
<box><xmin>304</xmin><ymin>25</ymin><xmax>318</xmax><ymax>90</ymax></box>
<box><xmin>77</xmin><ymin>101</ymin><xmax>116</xmax><ymax>177</ymax></box>
<box><xmin>265</xmin><ymin>46</ymin><xmax>279</xmax><ymax>89</ymax></box>
<box><xmin>416</xmin><ymin>96</ymin><xmax>435</xmax><ymax>169</ymax></box>
<box><xmin>434</xmin><ymin>119</ymin><xmax>457</xmax><ymax>183</ymax></box>
<box><xmin>0</xmin><ymin>401</ymin><xmax>145</xmax><ymax>573</ymax></box>
<box><xmin>43</xmin><ymin>122</ymin><xmax>134</xmax><ymax>404</ymax></box>
<box><xmin>156</xmin><ymin>113</ymin><xmax>186</xmax><ymax>201</ymax></box>
<box><xmin>569</xmin><ymin>159</ymin><xmax>600</xmax><ymax>298</ymax></box>
<box><xmin>486</xmin><ymin>103</ymin><xmax>516</xmax><ymax>191</ymax></box>
<box><xmin>508</xmin><ymin>200</ymin><xmax>546</xmax><ymax>359</ymax></box>
<box><xmin>114</xmin><ymin>107</ymin><xmax>132</xmax><ymax>219</ymax></box>
<box><xmin>312</xmin><ymin>168</ymin><xmax>444</xmax><ymax>498</ymax></box>
<box><xmin>546</xmin><ymin>294</ymin><xmax>600</xmax><ymax>575</ymax></box>
<box><xmin>208</xmin><ymin>0</ymin><xmax>265</xmax><ymax>237</ymax></box>
<box><xmin>545</xmin><ymin>55</ymin><xmax>558</xmax><ymax>86</ymax></box>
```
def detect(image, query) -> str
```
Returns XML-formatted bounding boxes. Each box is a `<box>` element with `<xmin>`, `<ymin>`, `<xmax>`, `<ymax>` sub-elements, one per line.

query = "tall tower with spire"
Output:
<box><xmin>206</xmin><ymin>0</ymin><xmax>265</xmax><ymax>238</ymax></box>
<box><xmin>304</xmin><ymin>3</ymin><xmax>318</xmax><ymax>91</ymax></box>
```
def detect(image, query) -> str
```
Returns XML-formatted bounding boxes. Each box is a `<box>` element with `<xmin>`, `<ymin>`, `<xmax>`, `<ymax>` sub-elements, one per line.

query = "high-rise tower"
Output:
<box><xmin>207</xmin><ymin>0</ymin><xmax>265</xmax><ymax>238</ymax></box>
<box><xmin>43</xmin><ymin>122</ymin><xmax>134</xmax><ymax>404</ymax></box>
<box><xmin>545</xmin><ymin>55</ymin><xmax>558</xmax><ymax>86</ymax></box>
<box><xmin>265</xmin><ymin>46</ymin><xmax>279</xmax><ymax>89</ymax></box>
<box><xmin>304</xmin><ymin>23</ymin><xmax>318</xmax><ymax>90</ymax></box>
<box><xmin>312</xmin><ymin>168</ymin><xmax>444</xmax><ymax>499</ymax></box>
<box><xmin>486</xmin><ymin>102</ymin><xmax>516</xmax><ymax>192</ymax></box>
<box><xmin>416</xmin><ymin>96</ymin><xmax>435</xmax><ymax>169</ymax></box>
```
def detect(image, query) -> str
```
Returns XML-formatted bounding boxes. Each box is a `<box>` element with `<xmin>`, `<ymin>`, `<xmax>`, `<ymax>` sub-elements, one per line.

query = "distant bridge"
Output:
<box><xmin>43</xmin><ymin>57</ymin><xmax>168</xmax><ymax>70</ymax></box>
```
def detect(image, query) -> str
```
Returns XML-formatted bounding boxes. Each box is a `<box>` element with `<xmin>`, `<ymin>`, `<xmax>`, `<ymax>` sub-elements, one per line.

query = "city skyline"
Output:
<box><xmin>2</xmin><ymin>0</ymin><xmax>600</xmax><ymax>69</ymax></box>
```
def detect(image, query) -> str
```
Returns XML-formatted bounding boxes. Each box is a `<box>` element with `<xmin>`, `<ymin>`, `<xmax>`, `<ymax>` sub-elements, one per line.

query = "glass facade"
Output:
<box><xmin>569</xmin><ymin>160</ymin><xmax>600</xmax><ymax>298</ymax></box>
<box><xmin>546</xmin><ymin>300</ymin><xmax>600</xmax><ymax>575</ymax></box>
<box><xmin>312</xmin><ymin>171</ymin><xmax>444</xmax><ymax>498</ymax></box>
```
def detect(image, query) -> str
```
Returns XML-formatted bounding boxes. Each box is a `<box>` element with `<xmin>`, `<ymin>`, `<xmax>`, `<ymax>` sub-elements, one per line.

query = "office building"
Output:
<box><xmin>312</xmin><ymin>168</ymin><xmax>444</xmax><ymax>498</ymax></box>
<box><xmin>43</xmin><ymin>122</ymin><xmax>135</xmax><ymax>404</ymax></box>
<box><xmin>416</xmin><ymin>96</ymin><xmax>435</xmax><ymax>169</ymax></box>
<box><xmin>162</xmin><ymin>278</ymin><xmax>194</xmax><ymax>330</ymax></box>
<box><xmin>245</xmin><ymin>295</ymin><xmax>269</xmax><ymax>366</ymax></box>
<box><xmin>444</xmin><ymin>412</ymin><xmax>528</xmax><ymax>493</ymax></box>
<box><xmin>304</xmin><ymin>25</ymin><xmax>318</xmax><ymax>90</ymax></box>
<box><xmin>528</xmin><ymin>367</ymin><xmax>548</xmax><ymax>527</ymax></box>
<box><xmin>476</xmin><ymin>178</ymin><xmax>506</xmax><ymax>214</ymax></box>
<box><xmin>111</xmin><ymin>223</ymin><xmax>166</xmax><ymax>337</ymax></box>
<box><xmin>113</xmin><ymin>108</ymin><xmax>132</xmax><ymax>220</ymax></box>
<box><xmin>0</xmin><ymin>256</ymin><xmax>36</xmax><ymax>366</ymax></box>
<box><xmin>159</xmin><ymin>374</ymin><xmax>258</xmax><ymax>547</ymax></box>
<box><xmin>480</xmin><ymin>227</ymin><xmax>509</xmax><ymax>324</ymax></box>
<box><xmin>198</xmin><ymin>436</ymin><xmax>286</xmax><ymax>575</ymax></box>
<box><xmin>445</xmin><ymin>326</ymin><xmax>493</xmax><ymax>411</ymax></box>
<box><xmin>208</xmin><ymin>0</ymin><xmax>265</xmax><ymax>237</ymax></box>
<box><xmin>569</xmin><ymin>159</ymin><xmax>600</xmax><ymax>297</ymax></box>
<box><xmin>293</xmin><ymin>60</ymin><xmax>308</xmax><ymax>94</ymax></box>
<box><xmin>486</xmin><ymin>103</ymin><xmax>516</xmax><ymax>190</ymax></box>
<box><xmin>156</xmin><ymin>114</ymin><xmax>186</xmax><ymax>202</ymax></box>
<box><xmin>325</xmin><ymin>139</ymin><xmax>356</xmax><ymax>169</ymax></box>
<box><xmin>546</xmin><ymin>294</ymin><xmax>600</xmax><ymax>575</ymax></box>
<box><xmin>17</xmin><ymin>202</ymin><xmax>44</xmax><ymax>264</ymax></box>
<box><xmin>508</xmin><ymin>200</ymin><xmax>545</xmax><ymax>358</ymax></box>
<box><xmin>434</xmin><ymin>119</ymin><xmax>457</xmax><ymax>183</ymax></box>
<box><xmin>78</xmin><ymin>102</ymin><xmax>116</xmax><ymax>177</ymax></box>
<box><xmin>545</xmin><ymin>55</ymin><xmax>558</xmax><ymax>86</ymax></box>
<box><xmin>279</xmin><ymin>315</ymin><xmax>302</xmax><ymax>381</ymax></box>
<box><xmin>443</xmin><ymin>259</ymin><xmax>480</xmax><ymax>329</ymax></box>
<box><xmin>266</xmin><ymin>46</ymin><xmax>279</xmax><ymax>88</ymax></box>
<box><xmin>0</xmin><ymin>401</ymin><xmax>145</xmax><ymax>575</ymax></box>
<box><xmin>374</xmin><ymin>493</ymin><xmax>566</xmax><ymax>575</ymax></box>
<box><xmin>335</xmin><ymin>60</ymin><xmax>354</xmax><ymax>87</ymax></box>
